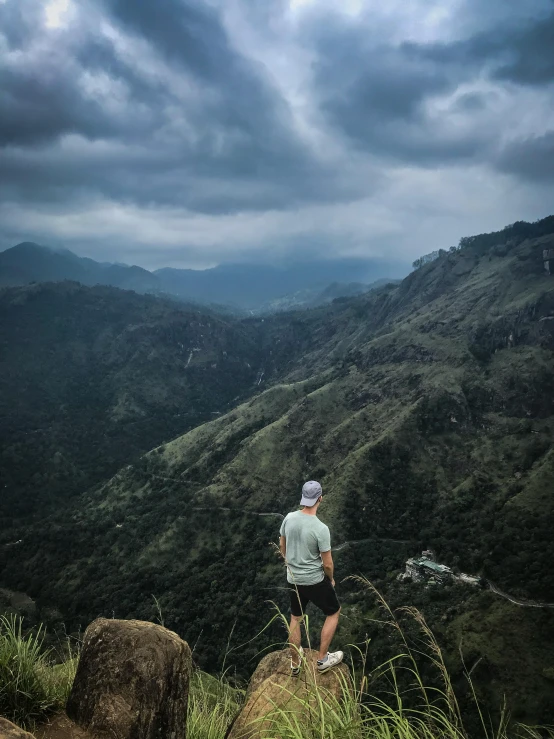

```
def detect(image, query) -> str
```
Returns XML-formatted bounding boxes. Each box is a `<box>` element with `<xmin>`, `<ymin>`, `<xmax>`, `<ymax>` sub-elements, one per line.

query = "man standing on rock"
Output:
<box><xmin>279</xmin><ymin>480</ymin><xmax>343</xmax><ymax>676</ymax></box>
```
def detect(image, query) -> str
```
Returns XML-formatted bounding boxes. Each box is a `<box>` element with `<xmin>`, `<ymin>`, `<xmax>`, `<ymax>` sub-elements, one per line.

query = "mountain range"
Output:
<box><xmin>0</xmin><ymin>242</ymin><xmax>404</xmax><ymax>312</ymax></box>
<box><xmin>1</xmin><ymin>215</ymin><xmax>554</xmax><ymax>724</ymax></box>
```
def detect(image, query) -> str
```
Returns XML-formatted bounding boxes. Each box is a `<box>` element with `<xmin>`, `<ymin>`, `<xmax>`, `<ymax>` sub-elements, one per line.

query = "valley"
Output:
<box><xmin>1</xmin><ymin>217</ymin><xmax>554</xmax><ymax>724</ymax></box>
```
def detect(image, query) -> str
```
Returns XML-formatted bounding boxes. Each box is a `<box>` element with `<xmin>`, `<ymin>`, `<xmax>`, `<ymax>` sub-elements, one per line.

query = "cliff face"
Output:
<box><xmin>1</xmin><ymin>223</ymin><xmax>554</xmax><ymax>722</ymax></box>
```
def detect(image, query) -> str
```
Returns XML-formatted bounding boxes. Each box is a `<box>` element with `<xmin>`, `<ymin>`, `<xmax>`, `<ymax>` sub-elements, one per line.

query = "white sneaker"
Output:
<box><xmin>290</xmin><ymin>646</ymin><xmax>304</xmax><ymax>676</ymax></box>
<box><xmin>317</xmin><ymin>650</ymin><xmax>344</xmax><ymax>673</ymax></box>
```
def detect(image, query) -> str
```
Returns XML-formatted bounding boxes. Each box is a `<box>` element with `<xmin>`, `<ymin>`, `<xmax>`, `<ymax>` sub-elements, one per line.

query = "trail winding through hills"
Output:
<box><xmin>332</xmin><ymin>537</ymin><xmax>410</xmax><ymax>551</ymax></box>
<box><xmin>190</xmin><ymin>505</ymin><xmax>410</xmax><ymax>550</ymax></box>
<box><xmin>486</xmin><ymin>581</ymin><xmax>554</xmax><ymax>608</ymax></box>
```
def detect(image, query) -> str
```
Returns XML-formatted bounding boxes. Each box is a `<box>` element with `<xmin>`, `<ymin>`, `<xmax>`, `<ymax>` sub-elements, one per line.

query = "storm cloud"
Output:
<box><xmin>0</xmin><ymin>0</ymin><xmax>553</xmax><ymax>268</ymax></box>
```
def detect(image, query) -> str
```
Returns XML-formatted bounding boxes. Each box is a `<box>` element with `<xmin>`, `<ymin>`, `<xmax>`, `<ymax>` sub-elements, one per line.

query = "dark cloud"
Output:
<box><xmin>452</xmin><ymin>92</ymin><xmax>493</xmax><ymax>112</ymax></box>
<box><xmin>0</xmin><ymin>60</ymin><xmax>122</xmax><ymax>147</ymax></box>
<box><xmin>102</xmin><ymin>0</ymin><xmax>243</xmax><ymax>84</ymax></box>
<box><xmin>99</xmin><ymin>0</ymin><xmax>306</xmax><ymax>170</ymax></box>
<box><xmin>494</xmin><ymin>11</ymin><xmax>554</xmax><ymax>86</ymax></box>
<box><xmin>310</xmin><ymin>7</ymin><xmax>554</xmax><ymax>167</ymax></box>
<box><xmin>0</xmin><ymin>137</ymin><xmax>367</xmax><ymax>215</ymax></box>
<box><xmin>497</xmin><ymin>131</ymin><xmax>554</xmax><ymax>182</ymax></box>
<box><xmin>312</xmin><ymin>29</ymin><xmax>491</xmax><ymax>164</ymax></box>
<box><xmin>0</xmin><ymin>0</ymin><xmax>40</xmax><ymax>49</ymax></box>
<box><xmin>408</xmin><ymin>9</ymin><xmax>554</xmax><ymax>87</ymax></box>
<box><xmin>0</xmin><ymin>1</ymin><xmax>170</xmax><ymax>147</ymax></box>
<box><xmin>314</xmin><ymin>34</ymin><xmax>449</xmax><ymax>122</ymax></box>
<box><xmin>0</xmin><ymin>0</ymin><xmax>552</xmax><ymax>268</ymax></box>
<box><xmin>0</xmin><ymin>0</ymin><xmax>367</xmax><ymax>214</ymax></box>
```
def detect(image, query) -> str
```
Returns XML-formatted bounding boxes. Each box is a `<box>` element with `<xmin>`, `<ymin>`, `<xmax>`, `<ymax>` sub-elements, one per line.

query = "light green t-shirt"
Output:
<box><xmin>279</xmin><ymin>510</ymin><xmax>331</xmax><ymax>585</ymax></box>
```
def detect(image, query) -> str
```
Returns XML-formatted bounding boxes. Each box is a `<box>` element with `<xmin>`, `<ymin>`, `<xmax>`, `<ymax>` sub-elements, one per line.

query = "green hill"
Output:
<box><xmin>1</xmin><ymin>218</ymin><xmax>554</xmax><ymax>723</ymax></box>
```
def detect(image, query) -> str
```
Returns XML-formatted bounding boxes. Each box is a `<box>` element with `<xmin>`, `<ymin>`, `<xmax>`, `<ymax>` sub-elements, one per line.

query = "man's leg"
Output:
<box><xmin>289</xmin><ymin>615</ymin><xmax>303</xmax><ymax>666</ymax></box>
<box><xmin>318</xmin><ymin>608</ymin><xmax>340</xmax><ymax>661</ymax></box>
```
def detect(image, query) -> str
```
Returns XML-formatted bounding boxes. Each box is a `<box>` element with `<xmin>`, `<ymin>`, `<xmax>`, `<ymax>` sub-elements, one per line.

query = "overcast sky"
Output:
<box><xmin>0</xmin><ymin>0</ymin><xmax>553</xmax><ymax>270</ymax></box>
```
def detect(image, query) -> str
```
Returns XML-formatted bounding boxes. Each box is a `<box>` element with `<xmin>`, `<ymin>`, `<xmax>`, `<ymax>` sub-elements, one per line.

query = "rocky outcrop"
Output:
<box><xmin>227</xmin><ymin>649</ymin><xmax>351</xmax><ymax>739</ymax></box>
<box><xmin>66</xmin><ymin>618</ymin><xmax>191</xmax><ymax>739</ymax></box>
<box><xmin>0</xmin><ymin>717</ymin><xmax>36</xmax><ymax>739</ymax></box>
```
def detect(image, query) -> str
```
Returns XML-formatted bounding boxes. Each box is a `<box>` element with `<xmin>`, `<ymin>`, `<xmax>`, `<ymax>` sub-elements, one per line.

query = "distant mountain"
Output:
<box><xmin>0</xmin><ymin>242</ymin><xmax>159</xmax><ymax>293</ymax></box>
<box><xmin>0</xmin><ymin>242</ymin><xmax>405</xmax><ymax>311</ymax></box>
<box><xmin>154</xmin><ymin>259</ymin><xmax>403</xmax><ymax>310</ymax></box>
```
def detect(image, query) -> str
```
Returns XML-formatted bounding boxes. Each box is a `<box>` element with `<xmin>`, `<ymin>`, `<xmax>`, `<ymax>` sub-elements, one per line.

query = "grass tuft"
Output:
<box><xmin>0</xmin><ymin>614</ymin><xmax>78</xmax><ymax>729</ymax></box>
<box><xmin>187</xmin><ymin>669</ymin><xmax>242</xmax><ymax>739</ymax></box>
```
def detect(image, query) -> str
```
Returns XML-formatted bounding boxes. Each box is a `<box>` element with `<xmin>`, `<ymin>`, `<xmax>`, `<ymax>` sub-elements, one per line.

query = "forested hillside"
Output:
<box><xmin>0</xmin><ymin>283</ymin><xmax>299</xmax><ymax>520</ymax></box>
<box><xmin>1</xmin><ymin>218</ymin><xmax>554</xmax><ymax>723</ymax></box>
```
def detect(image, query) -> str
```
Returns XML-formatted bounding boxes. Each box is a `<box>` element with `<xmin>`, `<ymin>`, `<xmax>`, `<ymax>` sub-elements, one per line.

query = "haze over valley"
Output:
<box><xmin>0</xmin><ymin>241</ymin><xmax>402</xmax><ymax>313</ymax></box>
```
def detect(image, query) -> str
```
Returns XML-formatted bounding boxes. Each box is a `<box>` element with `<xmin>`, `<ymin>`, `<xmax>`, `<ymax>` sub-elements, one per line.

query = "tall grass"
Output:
<box><xmin>0</xmin><ymin>614</ymin><xmax>77</xmax><ymax>729</ymax></box>
<box><xmin>235</xmin><ymin>577</ymin><xmax>554</xmax><ymax>739</ymax></box>
<box><xmin>187</xmin><ymin>669</ymin><xmax>242</xmax><ymax>739</ymax></box>
<box><xmin>1</xmin><ymin>580</ymin><xmax>552</xmax><ymax>739</ymax></box>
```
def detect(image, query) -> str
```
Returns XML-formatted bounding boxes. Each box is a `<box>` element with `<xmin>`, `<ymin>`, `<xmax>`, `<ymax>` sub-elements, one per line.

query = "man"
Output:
<box><xmin>279</xmin><ymin>480</ymin><xmax>343</xmax><ymax>675</ymax></box>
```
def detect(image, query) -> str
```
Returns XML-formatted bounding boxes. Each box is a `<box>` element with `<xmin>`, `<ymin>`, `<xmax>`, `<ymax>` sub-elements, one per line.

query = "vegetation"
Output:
<box><xmin>1</xmin><ymin>216</ymin><xmax>554</xmax><ymax>724</ymax></box>
<box><xmin>0</xmin><ymin>282</ymin><xmax>281</xmax><ymax>520</ymax></box>
<box><xmin>252</xmin><ymin>583</ymin><xmax>554</xmax><ymax>739</ymax></box>
<box><xmin>457</xmin><ymin>216</ymin><xmax>554</xmax><ymax>254</ymax></box>
<box><xmin>188</xmin><ymin>670</ymin><xmax>242</xmax><ymax>739</ymax></box>
<box><xmin>0</xmin><ymin>615</ymin><xmax>77</xmax><ymax>728</ymax></box>
<box><xmin>412</xmin><ymin>215</ymin><xmax>554</xmax><ymax>270</ymax></box>
<box><xmin>2</xmin><ymin>586</ymin><xmax>552</xmax><ymax>738</ymax></box>
<box><xmin>412</xmin><ymin>249</ymin><xmax>446</xmax><ymax>270</ymax></box>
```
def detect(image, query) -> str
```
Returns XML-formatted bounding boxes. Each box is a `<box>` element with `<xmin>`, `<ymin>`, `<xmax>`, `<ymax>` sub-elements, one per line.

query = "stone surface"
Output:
<box><xmin>0</xmin><ymin>717</ymin><xmax>36</xmax><ymax>739</ymax></box>
<box><xmin>227</xmin><ymin>649</ymin><xmax>351</xmax><ymax>739</ymax></box>
<box><xmin>34</xmin><ymin>713</ymin><xmax>93</xmax><ymax>739</ymax></box>
<box><xmin>66</xmin><ymin>618</ymin><xmax>191</xmax><ymax>739</ymax></box>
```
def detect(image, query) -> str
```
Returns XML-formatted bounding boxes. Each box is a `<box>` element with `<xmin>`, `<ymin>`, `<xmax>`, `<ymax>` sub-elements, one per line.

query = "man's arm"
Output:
<box><xmin>279</xmin><ymin>535</ymin><xmax>287</xmax><ymax>561</ymax></box>
<box><xmin>321</xmin><ymin>550</ymin><xmax>335</xmax><ymax>586</ymax></box>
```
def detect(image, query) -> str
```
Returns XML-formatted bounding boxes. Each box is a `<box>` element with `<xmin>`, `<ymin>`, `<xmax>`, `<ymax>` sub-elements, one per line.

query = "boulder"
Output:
<box><xmin>227</xmin><ymin>649</ymin><xmax>351</xmax><ymax>739</ymax></box>
<box><xmin>0</xmin><ymin>717</ymin><xmax>36</xmax><ymax>739</ymax></box>
<box><xmin>66</xmin><ymin>618</ymin><xmax>191</xmax><ymax>739</ymax></box>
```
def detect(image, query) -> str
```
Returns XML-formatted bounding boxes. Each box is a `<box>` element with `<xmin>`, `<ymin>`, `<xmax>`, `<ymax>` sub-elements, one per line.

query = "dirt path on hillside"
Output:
<box><xmin>486</xmin><ymin>581</ymin><xmax>554</xmax><ymax>608</ymax></box>
<box><xmin>191</xmin><ymin>506</ymin><xmax>409</xmax><ymax>550</ymax></box>
<box><xmin>147</xmin><ymin>473</ymin><xmax>199</xmax><ymax>484</ymax></box>
<box><xmin>191</xmin><ymin>506</ymin><xmax>284</xmax><ymax>519</ymax></box>
<box><xmin>333</xmin><ymin>537</ymin><xmax>410</xmax><ymax>552</ymax></box>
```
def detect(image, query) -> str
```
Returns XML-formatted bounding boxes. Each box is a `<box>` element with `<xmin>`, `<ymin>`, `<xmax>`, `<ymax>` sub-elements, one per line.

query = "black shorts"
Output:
<box><xmin>289</xmin><ymin>576</ymin><xmax>340</xmax><ymax>617</ymax></box>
